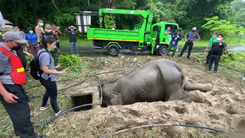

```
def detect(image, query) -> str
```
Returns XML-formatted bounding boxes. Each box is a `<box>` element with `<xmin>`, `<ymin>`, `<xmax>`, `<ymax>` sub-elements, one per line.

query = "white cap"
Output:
<box><xmin>192</xmin><ymin>27</ymin><xmax>197</xmax><ymax>30</ymax></box>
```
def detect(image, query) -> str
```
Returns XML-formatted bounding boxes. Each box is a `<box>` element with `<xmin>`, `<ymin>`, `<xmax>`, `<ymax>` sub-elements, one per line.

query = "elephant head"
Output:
<box><xmin>102</xmin><ymin>83</ymin><xmax>123</xmax><ymax>106</ymax></box>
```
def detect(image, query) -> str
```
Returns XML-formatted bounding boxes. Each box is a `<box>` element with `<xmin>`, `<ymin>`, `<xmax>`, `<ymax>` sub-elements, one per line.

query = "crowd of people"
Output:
<box><xmin>0</xmin><ymin>18</ymin><xmax>75</xmax><ymax>138</ymax></box>
<box><xmin>166</xmin><ymin>27</ymin><xmax>227</xmax><ymax>73</ymax></box>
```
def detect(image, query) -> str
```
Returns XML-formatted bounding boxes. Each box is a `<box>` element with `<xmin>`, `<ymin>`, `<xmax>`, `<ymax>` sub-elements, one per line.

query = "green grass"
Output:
<box><xmin>59</xmin><ymin>36</ymin><xmax>245</xmax><ymax>47</ymax></box>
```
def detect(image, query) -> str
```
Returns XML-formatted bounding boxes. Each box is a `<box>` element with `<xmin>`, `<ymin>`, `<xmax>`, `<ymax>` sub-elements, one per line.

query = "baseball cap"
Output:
<box><xmin>2</xmin><ymin>31</ymin><xmax>27</xmax><ymax>44</ymax></box>
<box><xmin>192</xmin><ymin>27</ymin><xmax>197</xmax><ymax>30</ymax></box>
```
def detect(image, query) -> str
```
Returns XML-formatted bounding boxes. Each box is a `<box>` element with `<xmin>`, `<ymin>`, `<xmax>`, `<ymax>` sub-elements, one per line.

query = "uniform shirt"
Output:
<box><xmin>66</xmin><ymin>28</ymin><xmax>78</xmax><ymax>42</ymax></box>
<box><xmin>25</xmin><ymin>33</ymin><xmax>38</xmax><ymax>43</ymax></box>
<box><xmin>39</xmin><ymin>31</ymin><xmax>58</xmax><ymax>43</ymax></box>
<box><xmin>209</xmin><ymin>37</ymin><xmax>217</xmax><ymax>48</ymax></box>
<box><xmin>210</xmin><ymin>41</ymin><xmax>227</xmax><ymax>56</ymax></box>
<box><xmin>37</xmin><ymin>48</ymin><xmax>57</xmax><ymax>81</ymax></box>
<box><xmin>185</xmin><ymin>31</ymin><xmax>200</xmax><ymax>41</ymax></box>
<box><xmin>0</xmin><ymin>42</ymin><xmax>16</xmax><ymax>84</ymax></box>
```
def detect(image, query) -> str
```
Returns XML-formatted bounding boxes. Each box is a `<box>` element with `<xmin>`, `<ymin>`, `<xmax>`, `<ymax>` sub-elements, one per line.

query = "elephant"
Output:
<box><xmin>102</xmin><ymin>59</ymin><xmax>212</xmax><ymax>106</ymax></box>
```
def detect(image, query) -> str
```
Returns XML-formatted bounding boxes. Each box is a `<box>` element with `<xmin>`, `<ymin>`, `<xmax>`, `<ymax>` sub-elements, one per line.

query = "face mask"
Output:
<box><xmin>46</xmin><ymin>29</ymin><xmax>51</xmax><ymax>33</ymax></box>
<box><xmin>39</xmin><ymin>23</ymin><xmax>44</xmax><ymax>26</ymax></box>
<box><xmin>11</xmin><ymin>45</ymin><xmax>22</xmax><ymax>51</ymax></box>
<box><xmin>48</xmin><ymin>48</ymin><xmax>51</xmax><ymax>52</ymax></box>
<box><xmin>29</xmin><ymin>30</ymin><xmax>33</xmax><ymax>34</ymax></box>
<box><xmin>217</xmin><ymin>38</ymin><xmax>222</xmax><ymax>41</ymax></box>
<box><xmin>192</xmin><ymin>30</ymin><xmax>195</xmax><ymax>32</ymax></box>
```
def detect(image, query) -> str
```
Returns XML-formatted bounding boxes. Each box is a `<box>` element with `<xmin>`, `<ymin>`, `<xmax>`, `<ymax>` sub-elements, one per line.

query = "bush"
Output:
<box><xmin>59</xmin><ymin>54</ymin><xmax>83</xmax><ymax>70</ymax></box>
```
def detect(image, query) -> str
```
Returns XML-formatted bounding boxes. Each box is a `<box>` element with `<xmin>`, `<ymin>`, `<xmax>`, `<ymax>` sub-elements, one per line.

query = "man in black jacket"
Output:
<box><xmin>208</xmin><ymin>34</ymin><xmax>227</xmax><ymax>73</ymax></box>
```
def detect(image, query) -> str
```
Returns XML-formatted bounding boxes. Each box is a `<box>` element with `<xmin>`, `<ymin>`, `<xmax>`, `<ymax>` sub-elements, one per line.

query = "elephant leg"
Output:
<box><xmin>184</xmin><ymin>79</ymin><xmax>212</xmax><ymax>92</ymax></box>
<box><xmin>180</xmin><ymin>90</ymin><xmax>205</xmax><ymax>103</ymax></box>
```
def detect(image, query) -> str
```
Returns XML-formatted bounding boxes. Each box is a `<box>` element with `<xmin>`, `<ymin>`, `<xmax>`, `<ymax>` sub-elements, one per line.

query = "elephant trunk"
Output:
<box><xmin>184</xmin><ymin>79</ymin><xmax>212</xmax><ymax>92</ymax></box>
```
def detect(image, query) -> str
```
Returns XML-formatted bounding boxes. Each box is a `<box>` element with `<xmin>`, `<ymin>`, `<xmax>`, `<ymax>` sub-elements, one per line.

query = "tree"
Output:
<box><xmin>202</xmin><ymin>16</ymin><xmax>245</xmax><ymax>40</ymax></box>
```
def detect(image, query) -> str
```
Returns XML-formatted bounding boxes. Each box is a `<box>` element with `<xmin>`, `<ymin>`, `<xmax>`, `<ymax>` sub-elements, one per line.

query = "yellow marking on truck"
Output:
<box><xmin>161</xmin><ymin>42</ymin><xmax>169</xmax><ymax>45</ymax></box>
<box><xmin>138</xmin><ymin>48</ymin><xmax>141</xmax><ymax>50</ymax></box>
<box><xmin>88</xmin><ymin>38</ymin><xmax>142</xmax><ymax>42</ymax></box>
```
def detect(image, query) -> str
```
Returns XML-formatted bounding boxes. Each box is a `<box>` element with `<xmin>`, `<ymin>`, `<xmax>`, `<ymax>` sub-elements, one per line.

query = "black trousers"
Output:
<box><xmin>39</xmin><ymin>78</ymin><xmax>60</xmax><ymax>113</ymax></box>
<box><xmin>208</xmin><ymin>54</ymin><xmax>221</xmax><ymax>71</ymax></box>
<box><xmin>179</xmin><ymin>40</ymin><xmax>194</xmax><ymax>58</ymax></box>
<box><xmin>205</xmin><ymin>50</ymin><xmax>211</xmax><ymax>65</ymax></box>
<box><xmin>0</xmin><ymin>84</ymin><xmax>36</xmax><ymax>138</ymax></box>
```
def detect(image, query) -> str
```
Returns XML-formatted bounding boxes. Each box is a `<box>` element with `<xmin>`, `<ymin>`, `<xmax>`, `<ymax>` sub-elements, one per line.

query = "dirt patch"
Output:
<box><xmin>38</xmin><ymin>56</ymin><xmax>245</xmax><ymax>138</ymax></box>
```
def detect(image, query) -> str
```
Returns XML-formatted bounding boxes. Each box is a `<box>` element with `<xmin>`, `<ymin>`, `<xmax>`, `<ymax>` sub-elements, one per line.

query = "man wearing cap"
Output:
<box><xmin>205</xmin><ymin>32</ymin><xmax>218</xmax><ymax>65</ymax></box>
<box><xmin>0</xmin><ymin>31</ymin><xmax>46</xmax><ymax>138</ymax></box>
<box><xmin>178</xmin><ymin>27</ymin><xmax>200</xmax><ymax>59</ymax></box>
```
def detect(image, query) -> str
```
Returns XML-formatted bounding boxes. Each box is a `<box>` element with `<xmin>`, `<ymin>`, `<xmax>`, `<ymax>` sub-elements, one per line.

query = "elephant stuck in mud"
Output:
<box><xmin>102</xmin><ymin>59</ymin><xmax>212</xmax><ymax>106</ymax></box>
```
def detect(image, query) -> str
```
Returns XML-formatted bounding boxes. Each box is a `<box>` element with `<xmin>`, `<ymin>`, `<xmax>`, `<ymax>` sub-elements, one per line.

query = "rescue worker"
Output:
<box><xmin>0</xmin><ymin>31</ymin><xmax>46</xmax><ymax>138</ymax></box>
<box><xmin>208</xmin><ymin>34</ymin><xmax>227</xmax><ymax>73</ymax></box>
<box><xmin>205</xmin><ymin>32</ymin><xmax>218</xmax><ymax>65</ymax></box>
<box><xmin>39</xmin><ymin>23</ymin><xmax>59</xmax><ymax>66</ymax></box>
<box><xmin>178</xmin><ymin>27</ymin><xmax>201</xmax><ymax>59</ymax></box>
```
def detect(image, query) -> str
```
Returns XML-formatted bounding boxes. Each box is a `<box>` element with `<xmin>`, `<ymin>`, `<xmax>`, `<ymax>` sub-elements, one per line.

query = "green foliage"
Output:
<box><xmin>104</xmin><ymin>15</ymin><xmax>116</xmax><ymax>29</ymax></box>
<box><xmin>221</xmin><ymin>52</ymin><xmax>245</xmax><ymax>63</ymax></box>
<box><xmin>25</xmin><ymin>56</ymin><xmax>32</xmax><ymax>64</ymax></box>
<box><xmin>59</xmin><ymin>54</ymin><xmax>82</xmax><ymax>70</ymax></box>
<box><xmin>202</xmin><ymin>16</ymin><xmax>245</xmax><ymax>39</ymax></box>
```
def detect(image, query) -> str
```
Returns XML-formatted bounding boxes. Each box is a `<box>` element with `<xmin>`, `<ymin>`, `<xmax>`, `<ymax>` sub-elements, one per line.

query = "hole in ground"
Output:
<box><xmin>71</xmin><ymin>94</ymin><xmax>93</xmax><ymax>111</ymax></box>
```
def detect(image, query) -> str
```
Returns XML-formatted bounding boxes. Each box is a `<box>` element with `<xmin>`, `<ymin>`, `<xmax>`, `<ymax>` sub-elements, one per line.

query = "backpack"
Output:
<box><xmin>30</xmin><ymin>51</ymin><xmax>51</xmax><ymax>80</ymax></box>
<box><xmin>195</xmin><ymin>33</ymin><xmax>198</xmax><ymax>38</ymax></box>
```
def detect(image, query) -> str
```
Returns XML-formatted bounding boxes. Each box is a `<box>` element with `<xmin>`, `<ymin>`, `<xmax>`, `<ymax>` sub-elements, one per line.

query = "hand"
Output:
<box><xmin>3</xmin><ymin>92</ymin><xmax>18</xmax><ymax>103</ymax></box>
<box><xmin>69</xmin><ymin>27</ymin><xmax>71</xmax><ymax>29</ymax></box>
<box><xmin>206</xmin><ymin>52</ymin><xmax>209</xmax><ymax>56</ymax></box>
<box><xmin>60</xmin><ymin>68</ymin><xmax>68</xmax><ymax>74</ymax></box>
<box><xmin>185</xmin><ymin>39</ymin><xmax>188</xmax><ymax>42</ymax></box>
<box><xmin>74</xmin><ymin>27</ymin><xmax>76</xmax><ymax>29</ymax></box>
<box><xmin>192</xmin><ymin>41</ymin><xmax>196</xmax><ymax>43</ymax></box>
<box><xmin>222</xmin><ymin>54</ymin><xmax>225</xmax><ymax>58</ymax></box>
<box><xmin>26</xmin><ymin>52</ymin><xmax>34</xmax><ymax>59</ymax></box>
<box><xmin>177</xmin><ymin>35</ymin><xmax>179</xmax><ymax>38</ymax></box>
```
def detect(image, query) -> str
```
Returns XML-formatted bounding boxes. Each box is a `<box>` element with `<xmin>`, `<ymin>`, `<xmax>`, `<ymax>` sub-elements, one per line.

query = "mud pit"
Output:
<box><xmin>49</xmin><ymin>56</ymin><xmax>245</xmax><ymax>138</ymax></box>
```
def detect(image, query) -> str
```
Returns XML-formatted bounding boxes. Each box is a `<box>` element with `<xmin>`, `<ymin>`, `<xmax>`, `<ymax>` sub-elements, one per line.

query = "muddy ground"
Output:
<box><xmin>2</xmin><ymin>56</ymin><xmax>244</xmax><ymax>138</ymax></box>
<box><xmin>24</xmin><ymin>56</ymin><xmax>244</xmax><ymax>138</ymax></box>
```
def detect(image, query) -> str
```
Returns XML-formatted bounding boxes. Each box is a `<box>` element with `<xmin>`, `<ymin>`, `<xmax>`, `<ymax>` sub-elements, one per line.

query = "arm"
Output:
<box><xmin>222</xmin><ymin>42</ymin><xmax>227</xmax><ymax>57</ymax></box>
<box><xmin>178</xmin><ymin>34</ymin><xmax>183</xmax><ymax>40</ymax></box>
<box><xmin>42</xmin><ymin>65</ymin><xmax>67</xmax><ymax>74</ymax></box>
<box><xmin>194</xmin><ymin>33</ymin><xmax>201</xmax><ymax>43</ymax></box>
<box><xmin>35</xmin><ymin>27</ymin><xmax>40</xmax><ymax>42</ymax></box>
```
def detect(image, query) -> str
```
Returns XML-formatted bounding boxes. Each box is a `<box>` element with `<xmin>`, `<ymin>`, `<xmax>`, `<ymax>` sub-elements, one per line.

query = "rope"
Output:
<box><xmin>100</xmin><ymin>123</ymin><xmax>225</xmax><ymax>138</ymax></box>
<box><xmin>34</xmin><ymin>76</ymin><xmax>103</xmax><ymax>132</ymax></box>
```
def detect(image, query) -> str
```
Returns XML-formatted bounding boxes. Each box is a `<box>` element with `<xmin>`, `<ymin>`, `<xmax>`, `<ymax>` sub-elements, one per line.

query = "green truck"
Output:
<box><xmin>86</xmin><ymin>8</ymin><xmax>179</xmax><ymax>56</ymax></box>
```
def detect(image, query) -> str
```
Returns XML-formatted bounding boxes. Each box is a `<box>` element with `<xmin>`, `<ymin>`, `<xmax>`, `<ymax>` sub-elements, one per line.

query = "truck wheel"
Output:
<box><xmin>157</xmin><ymin>46</ymin><xmax>168</xmax><ymax>56</ymax></box>
<box><xmin>107</xmin><ymin>44</ymin><xmax>120</xmax><ymax>57</ymax></box>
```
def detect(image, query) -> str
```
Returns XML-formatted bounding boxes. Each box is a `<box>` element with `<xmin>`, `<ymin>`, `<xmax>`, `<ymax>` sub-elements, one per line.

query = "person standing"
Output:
<box><xmin>65</xmin><ymin>26</ymin><xmax>79</xmax><ymax>56</ymax></box>
<box><xmin>35</xmin><ymin>19</ymin><xmax>44</xmax><ymax>47</ymax></box>
<box><xmin>167</xmin><ymin>28</ymin><xmax>183</xmax><ymax>57</ymax></box>
<box><xmin>51</xmin><ymin>24</ymin><xmax>62</xmax><ymax>49</ymax></box>
<box><xmin>25</xmin><ymin>27</ymin><xmax>38</xmax><ymax>56</ymax></box>
<box><xmin>178</xmin><ymin>27</ymin><xmax>201</xmax><ymax>59</ymax></box>
<box><xmin>37</xmin><ymin>37</ymin><xmax>68</xmax><ymax>116</ymax></box>
<box><xmin>205</xmin><ymin>32</ymin><xmax>218</xmax><ymax>65</ymax></box>
<box><xmin>208</xmin><ymin>34</ymin><xmax>227</xmax><ymax>73</ymax></box>
<box><xmin>0</xmin><ymin>31</ymin><xmax>46</xmax><ymax>138</ymax></box>
<box><xmin>39</xmin><ymin>24</ymin><xmax>59</xmax><ymax>66</ymax></box>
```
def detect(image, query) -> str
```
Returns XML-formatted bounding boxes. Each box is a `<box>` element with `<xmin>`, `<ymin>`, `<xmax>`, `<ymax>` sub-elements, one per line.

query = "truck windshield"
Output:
<box><xmin>165</xmin><ymin>25</ymin><xmax>178</xmax><ymax>35</ymax></box>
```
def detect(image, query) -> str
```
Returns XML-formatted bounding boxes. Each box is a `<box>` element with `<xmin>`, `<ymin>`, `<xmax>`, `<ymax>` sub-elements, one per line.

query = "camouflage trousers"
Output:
<box><xmin>50</xmin><ymin>48</ymin><xmax>59</xmax><ymax>66</ymax></box>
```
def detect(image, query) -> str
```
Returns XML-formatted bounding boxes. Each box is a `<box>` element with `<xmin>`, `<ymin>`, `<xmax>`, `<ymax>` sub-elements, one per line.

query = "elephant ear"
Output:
<box><xmin>109</xmin><ymin>92</ymin><xmax>123</xmax><ymax>105</ymax></box>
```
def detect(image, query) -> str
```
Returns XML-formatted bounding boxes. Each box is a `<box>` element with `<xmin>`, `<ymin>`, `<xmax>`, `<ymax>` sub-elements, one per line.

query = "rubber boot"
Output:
<box><xmin>172</xmin><ymin>47</ymin><xmax>177</xmax><ymax>57</ymax></box>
